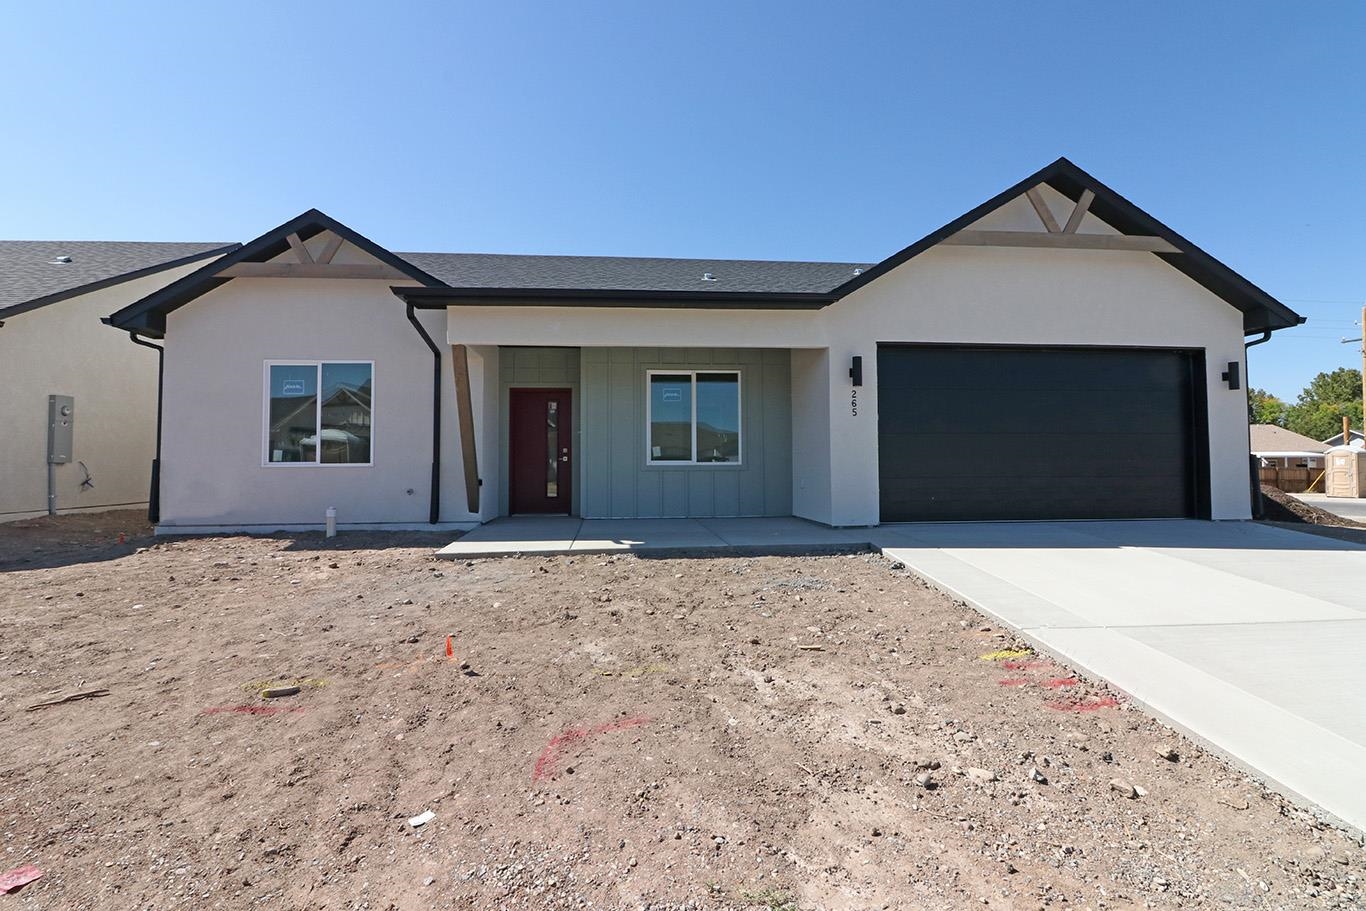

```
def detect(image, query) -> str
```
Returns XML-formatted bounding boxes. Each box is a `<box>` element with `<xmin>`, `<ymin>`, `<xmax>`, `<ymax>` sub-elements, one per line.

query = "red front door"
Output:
<box><xmin>508</xmin><ymin>388</ymin><xmax>573</xmax><ymax>514</ymax></box>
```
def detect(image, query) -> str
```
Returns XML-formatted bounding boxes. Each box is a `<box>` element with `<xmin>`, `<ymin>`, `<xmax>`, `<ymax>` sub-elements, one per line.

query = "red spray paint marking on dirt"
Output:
<box><xmin>0</xmin><ymin>864</ymin><xmax>42</xmax><ymax>894</ymax></box>
<box><xmin>1001</xmin><ymin>660</ymin><xmax>1052</xmax><ymax>672</ymax></box>
<box><xmin>532</xmin><ymin>716</ymin><xmax>650</xmax><ymax>782</ymax></box>
<box><xmin>202</xmin><ymin>705</ymin><xmax>306</xmax><ymax>716</ymax></box>
<box><xmin>1046</xmin><ymin>696</ymin><xmax>1120</xmax><ymax>713</ymax></box>
<box><xmin>1041</xmin><ymin>677</ymin><xmax>1079</xmax><ymax>689</ymax></box>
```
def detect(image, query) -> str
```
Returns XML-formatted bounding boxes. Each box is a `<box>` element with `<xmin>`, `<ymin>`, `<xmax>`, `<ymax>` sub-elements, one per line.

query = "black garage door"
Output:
<box><xmin>877</xmin><ymin>345</ymin><xmax>1208</xmax><ymax>522</ymax></box>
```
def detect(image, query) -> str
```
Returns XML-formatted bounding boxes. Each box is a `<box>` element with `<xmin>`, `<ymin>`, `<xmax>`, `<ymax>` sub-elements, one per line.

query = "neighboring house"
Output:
<box><xmin>1321</xmin><ymin>429</ymin><xmax>1365</xmax><ymax>448</ymax></box>
<box><xmin>1249</xmin><ymin>424</ymin><xmax>1328</xmax><ymax>469</ymax></box>
<box><xmin>0</xmin><ymin>241</ymin><xmax>236</xmax><ymax>522</ymax></box>
<box><xmin>103</xmin><ymin>158</ymin><xmax>1304</xmax><ymax>533</ymax></box>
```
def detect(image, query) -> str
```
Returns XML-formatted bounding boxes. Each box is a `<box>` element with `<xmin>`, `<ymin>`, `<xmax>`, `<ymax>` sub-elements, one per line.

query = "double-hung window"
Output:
<box><xmin>647</xmin><ymin>370</ymin><xmax>741</xmax><ymax>465</ymax></box>
<box><xmin>265</xmin><ymin>361</ymin><xmax>374</xmax><ymax>465</ymax></box>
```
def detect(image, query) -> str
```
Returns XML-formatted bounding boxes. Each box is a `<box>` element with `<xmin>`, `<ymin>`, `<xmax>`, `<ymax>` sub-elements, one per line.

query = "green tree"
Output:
<box><xmin>1284</xmin><ymin>368</ymin><xmax>1364</xmax><ymax>441</ymax></box>
<box><xmin>1248</xmin><ymin>387</ymin><xmax>1287</xmax><ymax>426</ymax></box>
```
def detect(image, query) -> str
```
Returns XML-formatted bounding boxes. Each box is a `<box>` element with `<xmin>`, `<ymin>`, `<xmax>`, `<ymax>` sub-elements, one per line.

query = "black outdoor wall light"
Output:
<box><xmin>1222</xmin><ymin>361</ymin><xmax>1241</xmax><ymax>390</ymax></box>
<box><xmin>850</xmin><ymin>355</ymin><xmax>863</xmax><ymax>387</ymax></box>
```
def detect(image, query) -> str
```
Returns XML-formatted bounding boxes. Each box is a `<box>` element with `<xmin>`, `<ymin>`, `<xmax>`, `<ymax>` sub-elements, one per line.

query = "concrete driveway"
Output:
<box><xmin>1292</xmin><ymin>492</ymin><xmax>1366</xmax><ymax>523</ymax></box>
<box><xmin>878</xmin><ymin>520</ymin><xmax>1366</xmax><ymax>833</ymax></box>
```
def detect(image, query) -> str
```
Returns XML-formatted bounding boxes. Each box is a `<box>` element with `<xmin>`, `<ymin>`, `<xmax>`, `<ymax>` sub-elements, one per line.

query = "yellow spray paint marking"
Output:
<box><xmin>979</xmin><ymin>648</ymin><xmax>1033</xmax><ymax>662</ymax></box>
<box><xmin>592</xmin><ymin>662</ymin><xmax>669</xmax><ymax>678</ymax></box>
<box><xmin>240</xmin><ymin>677</ymin><xmax>329</xmax><ymax>693</ymax></box>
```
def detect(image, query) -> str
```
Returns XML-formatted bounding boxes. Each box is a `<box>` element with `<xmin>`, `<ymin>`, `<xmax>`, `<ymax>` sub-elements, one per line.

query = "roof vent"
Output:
<box><xmin>852</xmin><ymin>267</ymin><xmax>863</xmax><ymax>276</ymax></box>
<box><xmin>701</xmin><ymin>272</ymin><xmax>717</xmax><ymax>282</ymax></box>
<box><xmin>49</xmin><ymin>255</ymin><xmax>72</xmax><ymax>265</ymax></box>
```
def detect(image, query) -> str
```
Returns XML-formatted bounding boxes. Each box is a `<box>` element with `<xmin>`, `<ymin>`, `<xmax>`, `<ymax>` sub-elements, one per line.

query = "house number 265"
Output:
<box><xmin>851</xmin><ymin>389</ymin><xmax>858</xmax><ymax>416</ymax></box>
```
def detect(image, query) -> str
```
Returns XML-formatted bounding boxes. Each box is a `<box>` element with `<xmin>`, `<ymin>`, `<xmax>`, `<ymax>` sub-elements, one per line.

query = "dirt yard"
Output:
<box><xmin>1</xmin><ymin>512</ymin><xmax>1362</xmax><ymax>911</ymax></box>
<box><xmin>1260</xmin><ymin>485</ymin><xmax>1364</xmax><ymax>528</ymax></box>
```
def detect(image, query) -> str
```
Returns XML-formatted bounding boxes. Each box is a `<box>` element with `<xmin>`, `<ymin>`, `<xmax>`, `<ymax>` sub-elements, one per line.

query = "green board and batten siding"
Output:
<box><xmin>579</xmin><ymin>348</ymin><xmax>792</xmax><ymax>518</ymax></box>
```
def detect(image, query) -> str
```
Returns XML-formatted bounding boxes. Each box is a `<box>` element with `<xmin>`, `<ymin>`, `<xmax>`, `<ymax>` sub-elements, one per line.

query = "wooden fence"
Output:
<box><xmin>1259</xmin><ymin>466</ymin><xmax>1317</xmax><ymax>493</ymax></box>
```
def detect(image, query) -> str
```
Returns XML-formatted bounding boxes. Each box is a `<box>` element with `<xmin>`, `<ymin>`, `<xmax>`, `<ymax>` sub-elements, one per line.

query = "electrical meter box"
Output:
<box><xmin>47</xmin><ymin>395</ymin><xmax>74</xmax><ymax>464</ymax></box>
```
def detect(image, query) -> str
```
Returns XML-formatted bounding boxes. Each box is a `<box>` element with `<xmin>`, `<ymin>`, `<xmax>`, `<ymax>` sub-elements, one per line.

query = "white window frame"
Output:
<box><xmin>262</xmin><ymin>359</ymin><xmax>375</xmax><ymax>467</ymax></box>
<box><xmin>644</xmin><ymin>369</ymin><xmax>743</xmax><ymax>466</ymax></box>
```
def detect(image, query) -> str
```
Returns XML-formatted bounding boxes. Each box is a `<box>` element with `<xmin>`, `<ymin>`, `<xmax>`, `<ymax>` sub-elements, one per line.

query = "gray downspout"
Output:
<box><xmin>128</xmin><ymin>331</ymin><xmax>165</xmax><ymax>525</ymax></box>
<box><xmin>406</xmin><ymin>303</ymin><xmax>442</xmax><ymax>524</ymax></box>
<box><xmin>1244</xmin><ymin>329</ymin><xmax>1274</xmax><ymax>519</ymax></box>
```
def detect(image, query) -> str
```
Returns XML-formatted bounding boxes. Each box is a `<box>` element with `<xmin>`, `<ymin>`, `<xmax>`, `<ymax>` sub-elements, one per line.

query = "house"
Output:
<box><xmin>1321</xmin><ymin>428</ymin><xmax>1365</xmax><ymax>448</ymax></box>
<box><xmin>0</xmin><ymin>241</ymin><xmax>235</xmax><ymax>522</ymax></box>
<box><xmin>102</xmin><ymin>158</ymin><xmax>1304</xmax><ymax>533</ymax></box>
<box><xmin>1249</xmin><ymin>424</ymin><xmax>1328</xmax><ymax>469</ymax></box>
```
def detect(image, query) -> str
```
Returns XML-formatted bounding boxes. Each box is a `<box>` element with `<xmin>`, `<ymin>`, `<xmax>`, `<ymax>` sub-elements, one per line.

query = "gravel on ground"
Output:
<box><xmin>1</xmin><ymin>511</ymin><xmax>1362</xmax><ymax>910</ymax></box>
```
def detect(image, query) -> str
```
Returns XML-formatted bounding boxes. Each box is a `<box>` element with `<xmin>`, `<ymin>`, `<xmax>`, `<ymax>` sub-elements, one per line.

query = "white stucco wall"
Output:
<box><xmin>0</xmin><ymin>260</ymin><xmax>213</xmax><ymax>522</ymax></box>
<box><xmin>157</xmin><ymin>237</ymin><xmax>483</xmax><ymax>529</ymax></box>
<box><xmin>790</xmin><ymin>348</ymin><xmax>833</xmax><ymax>524</ymax></box>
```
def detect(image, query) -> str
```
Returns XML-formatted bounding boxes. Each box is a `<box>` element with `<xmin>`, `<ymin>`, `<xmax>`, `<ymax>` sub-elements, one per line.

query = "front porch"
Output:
<box><xmin>464</xmin><ymin>345</ymin><xmax>825</xmax><ymax>522</ymax></box>
<box><xmin>435</xmin><ymin>514</ymin><xmax>878</xmax><ymax>558</ymax></box>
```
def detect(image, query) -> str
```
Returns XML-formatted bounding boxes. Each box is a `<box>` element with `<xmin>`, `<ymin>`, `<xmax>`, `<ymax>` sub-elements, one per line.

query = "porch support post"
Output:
<box><xmin>450</xmin><ymin>344</ymin><xmax>481</xmax><ymax>514</ymax></box>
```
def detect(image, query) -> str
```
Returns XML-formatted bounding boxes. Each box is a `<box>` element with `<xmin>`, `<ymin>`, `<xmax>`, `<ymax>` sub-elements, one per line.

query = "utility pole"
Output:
<box><xmin>1342</xmin><ymin>303</ymin><xmax>1366</xmax><ymax>446</ymax></box>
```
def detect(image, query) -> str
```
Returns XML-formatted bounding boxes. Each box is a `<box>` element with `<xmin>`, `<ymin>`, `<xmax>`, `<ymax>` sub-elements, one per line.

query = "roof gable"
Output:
<box><xmin>828</xmin><ymin>158</ymin><xmax>1304</xmax><ymax>334</ymax></box>
<box><xmin>104</xmin><ymin>210</ymin><xmax>446</xmax><ymax>336</ymax></box>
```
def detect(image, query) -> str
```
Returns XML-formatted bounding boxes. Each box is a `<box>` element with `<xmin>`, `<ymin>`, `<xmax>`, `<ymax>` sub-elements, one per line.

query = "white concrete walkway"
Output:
<box><xmin>436</xmin><ymin>516</ymin><xmax>877</xmax><ymax>558</ymax></box>
<box><xmin>878</xmin><ymin>520</ymin><xmax>1366</xmax><ymax>834</ymax></box>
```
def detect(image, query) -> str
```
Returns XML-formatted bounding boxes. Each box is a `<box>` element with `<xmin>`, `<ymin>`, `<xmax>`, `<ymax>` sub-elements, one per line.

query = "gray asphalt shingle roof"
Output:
<box><xmin>1250</xmin><ymin>424</ymin><xmax>1328</xmax><ymax>454</ymax></box>
<box><xmin>0</xmin><ymin>240</ymin><xmax>234</xmax><ymax>317</ymax></box>
<box><xmin>396</xmin><ymin>251</ymin><xmax>873</xmax><ymax>295</ymax></box>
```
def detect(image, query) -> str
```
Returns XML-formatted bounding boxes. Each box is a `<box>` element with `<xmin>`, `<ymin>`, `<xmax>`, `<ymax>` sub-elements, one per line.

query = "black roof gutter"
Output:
<box><xmin>393</xmin><ymin>285</ymin><xmax>838</xmax><ymax>310</ymax></box>
<box><xmin>406</xmin><ymin>302</ymin><xmax>442</xmax><ymax>525</ymax></box>
<box><xmin>126</xmin><ymin>331</ymin><xmax>165</xmax><ymax>525</ymax></box>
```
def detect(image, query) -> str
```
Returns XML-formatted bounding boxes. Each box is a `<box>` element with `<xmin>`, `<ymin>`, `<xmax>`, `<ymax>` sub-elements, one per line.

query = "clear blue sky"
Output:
<box><xmin>2</xmin><ymin>2</ymin><xmax>1362</xmax><ymax>399</ymax></box>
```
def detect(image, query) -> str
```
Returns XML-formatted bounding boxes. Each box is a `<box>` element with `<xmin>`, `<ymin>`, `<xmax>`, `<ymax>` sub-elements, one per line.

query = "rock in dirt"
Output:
<box><xmin>1154</xmin><ymin>744</ymin><xmax>1180</xmax><ymax>762</ymax></box>
<box><xmin>914</xmin><ymin>771</ymin><xmax>936</xmax><ymax>789</ymax></box>
<box><xmin>1110</xmin><ymin>778</ymin><xmax>1139</xmax><ymax>799</ymax></box>
<box><xmin>965</xmin><ymin>767</ymin><xmax>998</xmax><ymax>784</ymax></box>
<box><xmin>1029</xmin><ymin>766</ymin><xmax>1048</xmax><ymax>784</ymax></box>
